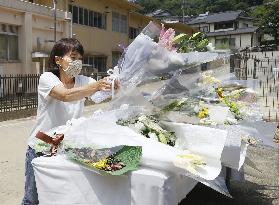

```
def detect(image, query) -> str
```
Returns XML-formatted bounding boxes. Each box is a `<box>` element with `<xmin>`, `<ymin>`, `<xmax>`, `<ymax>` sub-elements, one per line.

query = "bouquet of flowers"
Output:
<box><xmin>34</xmin><ymin>130</ymin><xmax>142</xmax><ymax>176</ymax></box>
<box><xmin>65</xmin><ymin>145</ymin><xmax>142</xmax><ymax>176</ymax></box>
<box><xmin>42</xmin><ymin>107</ymin><xmax>226</xmax><ymax>180</ymax></box>
<box><xmin>40</xmin><ymin>21</ymin><xmax>277</xmax><ymax>197</ymax></box>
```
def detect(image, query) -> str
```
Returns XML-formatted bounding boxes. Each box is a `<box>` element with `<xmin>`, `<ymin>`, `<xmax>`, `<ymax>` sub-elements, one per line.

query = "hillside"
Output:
<box><xmin>134</xmin><ymin>0</ymin><xmax>266</xmax><ymax>16</ymax></box>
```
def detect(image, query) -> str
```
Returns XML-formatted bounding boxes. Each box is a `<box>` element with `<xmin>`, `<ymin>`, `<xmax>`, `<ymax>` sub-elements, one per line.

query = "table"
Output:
<box><xmin>32</xmin><ymin>156</ymin><xmax>198</xmax><ymax>205</ymax></box>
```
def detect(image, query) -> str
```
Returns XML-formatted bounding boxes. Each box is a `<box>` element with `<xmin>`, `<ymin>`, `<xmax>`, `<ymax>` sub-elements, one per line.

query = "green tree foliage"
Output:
<box><xmin>135</xmin><ymin>0</ymin><xmax>279</xmax><ymax>43</ymax></box>
<box><xmin>255</xmin><ymin>1</ymin><xmax>279</xmax><ymax>43</ymax></box>
<box><xmin>135</xmin><ymin>0</ymin><xmax>264</xmax><ymax>15</ymax></box>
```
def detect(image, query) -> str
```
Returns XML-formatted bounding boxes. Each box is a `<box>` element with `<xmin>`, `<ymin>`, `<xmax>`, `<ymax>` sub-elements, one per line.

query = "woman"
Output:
<box><xmin>22</xmin><ymin>38</ymin><xmax>117</xmax><ymax>205</ymax></box>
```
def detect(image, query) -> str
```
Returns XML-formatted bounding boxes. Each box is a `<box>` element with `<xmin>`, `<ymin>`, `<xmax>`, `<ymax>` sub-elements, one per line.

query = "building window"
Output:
<box><xmin>72</xmin><ymin>6</ymin><xmax>79</xmax><ymax>24</ymax></box>
<box><xmin>243</xmin><ymin>23</ymin><xmax>248</xmax><ymax>28</ymax></box>
<box><xmin>112</xmin><ymin>52</ymin><xmax>122</xmax><ymax>67</ymax></box>
<box><xmin>94</xmin><ymin>56</ymin><xmax>107</xmax><ymax>72</ymax></box>
<box><xmin>92</xmin><ymin>12</ymin><xmax>106</xmax><ymax>29</ymax></box>
<box><xmin>215</xmin><ymin>38</ymin><xmax>229</xmax><ymax>49</ymax></box>
<box><xmin>89</xmin><ymin>11</ymin><xmax>93</xmax><ymax>27</ymax></box>
<box><xmin>200</xmin><ymin>26</ymin><xmax>208</xmax><ymax>33</ymax></box>
<box><xmin>129</xmin><ymin>27</ymin><xmax>140</xmax><ymax>39</ymax></box>
<box><xmin>214</xmin><ymin>21</ymin><xmax>234</xmax><ymax>30</ymax></box>
<box><xmin>215</xmin><ymin>38</ymin><xmax>235</xmax><ymax>49</ymax></box>
<box><xmin>84</xmin><ymin>56</ymin><xmax>107</xmax><ymax>72</ymax></box>
<box><xmin>0</xmin><ymin>24</ymin><xmax>19</xmax><ymax>61</ymax></box>
<box><xmin>84</xmin><ymin>9</ymin><xmax>89</xmax><ymax>26</ymax></box>
<box><xmin>69</xmin><ymin>4</ymin><xmax>106</xmax><ymax>29</ymax></box>
<box><xmin>79</xmin><ymin>7</ymin><xmax>84</xmax><ymax>25</ymax></box>
<box><xmin>229</xmin><ymin>38</ymin><xmax>236</xmax><ymax>48</ymax></box>
<box><xmin>112</xmin><ymin>12</ymin><xmax>127</xmax><ymax>33</ymax></box>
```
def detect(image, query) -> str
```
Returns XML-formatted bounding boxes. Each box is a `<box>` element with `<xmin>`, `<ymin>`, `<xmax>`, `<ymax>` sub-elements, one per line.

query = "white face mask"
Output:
<box><xmin>63</xmin><ymin>59</ymin><xmax>83</xmax><ymax>78</ymax></box>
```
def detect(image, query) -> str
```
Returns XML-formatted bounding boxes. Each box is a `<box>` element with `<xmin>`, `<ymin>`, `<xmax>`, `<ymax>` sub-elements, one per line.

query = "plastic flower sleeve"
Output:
<box><xmin>237</xmin><ymin>121</ymin><xmax>278</xmax><ymax>148</ymax></box>
<box><xmin>140</xmin><ymin>21</ymin><xmax>161</xmax><ymax>39</ymax></box>
<box><xmin>90</xmin><ymin>21</ymin><xmax>221</xmax><ymax>104</ymax></box>
<box><xmin>90</xmin><ymin>22</ymin><xmax>161</xmax><ymax>104</ymax></box>
<box><xmin>118</xmin><ymin>22</ymin><xmax>219</xmax><ymax>87</ymax></box>
<box><xmin>48</xmin><ymin>110</ymin><xmax>226</xmax><ymax>181</ymax></box>
<box><xmin>64</xmin><ymin>144</ymin><xmax>142</xmax><ymax>176</ymax></box>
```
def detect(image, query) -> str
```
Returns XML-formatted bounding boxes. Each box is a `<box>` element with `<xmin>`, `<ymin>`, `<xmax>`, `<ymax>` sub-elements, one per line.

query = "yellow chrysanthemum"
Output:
<box><xmin>216</xmin><ymin>87</ymin><xmax>224</xmax><ymax>99</ymax></box>
<box><xmin>198</xmin><ymin>107</ymin><xmax>209</xmax><ymax>119</ymax></box>
<box><xmin>93</xmin><ymin>159</ymin><xmax>108</xmax><ymax>170</ymax></box>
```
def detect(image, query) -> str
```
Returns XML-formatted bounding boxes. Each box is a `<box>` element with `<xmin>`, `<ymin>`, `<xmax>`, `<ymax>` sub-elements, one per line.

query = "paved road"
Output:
<box><xmin>181</xmin><ymin>145</ymin><xmax>279</xmax><ymax>205</ymax></box>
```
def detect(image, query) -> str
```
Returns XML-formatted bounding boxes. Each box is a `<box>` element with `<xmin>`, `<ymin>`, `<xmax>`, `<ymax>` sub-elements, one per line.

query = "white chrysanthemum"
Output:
<box><xmin>138</xmin><ymin>115</ymin><xmax>148</xmax><ymax>121</ymax></box>
<box><xmin>133</xmin><ymin>122</ymin><xmax>145</xmax><ymax>132</ymax></box>
<box><xmin>194</xmin><ymin>105</ymin><xmax>200</xmax><ymax>113</ymax></box>
<box><xmin>206</xmin><ymin>43</ymin><xmax>215</xmax><ymax>51</ymax></box>
<box><xmin>225</xmin><ymin>117</ymin><xmax>237</xmax><ymax>124</ymax></box>
<box><xmin>148</xmin><ymin>132</ymin><xmax>158</xmax><ymax>142</ymax></box>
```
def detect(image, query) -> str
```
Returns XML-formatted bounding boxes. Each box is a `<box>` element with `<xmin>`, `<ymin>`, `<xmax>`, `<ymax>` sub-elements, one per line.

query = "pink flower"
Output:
<box><xmin>158</xmin><ymin>24</ymin><xmax>176</xmax><ymax>51</ymax></box>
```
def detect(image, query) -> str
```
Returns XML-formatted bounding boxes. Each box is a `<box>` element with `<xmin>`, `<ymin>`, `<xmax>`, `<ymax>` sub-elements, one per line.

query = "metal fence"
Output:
<box><xmin>0</xmin><ymin>72</ymin><xmax>109</xmax><ymax>113</ymax></box>
<box><xmin>231</xmin><ymin>50</ymin><xmax>279</xmax><ymax>122</ymax></box>
<box><xmin>0</xmin><ymin>74</ymin><xmax>40</xmax><ymax>112</ymax></box>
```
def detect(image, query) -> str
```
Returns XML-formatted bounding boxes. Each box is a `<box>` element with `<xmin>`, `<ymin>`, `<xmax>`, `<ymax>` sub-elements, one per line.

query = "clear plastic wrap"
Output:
<box><xmin>47</xmin><ymin>109</ymin><xmax>227</xmax><ymax>181</ymax></box>
<box><xmin>40</xmin><ymin>21</ymin><xmax>278</xmax><ymax>198</ymax></box>
<box><xmin>91</xmin><ymin>22</ymin><xmax>220</xmax><ymax>104</ymax></box>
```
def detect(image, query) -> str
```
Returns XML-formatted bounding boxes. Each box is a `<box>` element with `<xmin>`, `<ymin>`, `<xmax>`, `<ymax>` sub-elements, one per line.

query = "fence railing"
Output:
<box><xmin>0</xmin><ymin>72</ymin><xmax>109</xmax><ymax>113</ymax></box>
<box><xmin>0</xmin><ymin>74</ymin><xmax>40</xmax><ymax>112</ymax></box>
<box><xmin>231</xmin><ymin>50</ymin><xmax>279</xmax><ymax>122</ymax></box>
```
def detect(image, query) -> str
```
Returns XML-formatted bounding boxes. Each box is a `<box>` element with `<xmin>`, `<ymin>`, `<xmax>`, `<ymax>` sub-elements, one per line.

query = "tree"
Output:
<box><xmin>135</xmin><ymin>0</ymin><xmax>162</xmax><ymax>14</ymax></box>
<box><xmin>258</xmin><ymin>1</ymin><xmax>279</xmax><ymax>43</ymax></box>
<box><xmin>207</xmin><ymin>0</ymin><xmax>233</xmax><ymax>13</ymax></box>
<box><xmin>234</xmin><ymin>2</ymin><xmax>249</xmax><ymax>11</ymax></box>
<box><xmin>135</xmin><ymin>0</ymin><xmax>264</xmax><ymax>16</ymax></box>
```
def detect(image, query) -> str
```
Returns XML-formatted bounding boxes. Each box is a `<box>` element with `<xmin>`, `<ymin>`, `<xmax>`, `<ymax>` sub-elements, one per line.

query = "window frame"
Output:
<box><xmin>112</xmin><ymin>12</ymin><xmax>128</xmax><ymax>34</ymax></box>
<box><xmin>69</xmin><ymin>4</ymin><xmax>106</xmax><ymax>30</ymax></box>
<box><xmin>72</xmin><ymin>5</ymin><xmax>79</xmax><ymax>24</ymax></box>
<box><xmin>0</xmin><ymin>31</ymin><xmax>19</xmax><ymax>61</ymax></box>
<box><xmin>129</xmin><ymin>27</ymin><xmax>140</xmax><ymax>39</ymax></box>
<box><xmin>84</xmin><ymin>55</ymin><xmax>107</xmax><ymax>72</ymax></box>
<box><xmin>112</xmin><ymin>51</ymin><xmax>122</xmax><ymax>67</ymax></box>
<box><xmin>214</xmin><ymin>21</ymin><xmax>234</xmax><ymax>30</ymax></box>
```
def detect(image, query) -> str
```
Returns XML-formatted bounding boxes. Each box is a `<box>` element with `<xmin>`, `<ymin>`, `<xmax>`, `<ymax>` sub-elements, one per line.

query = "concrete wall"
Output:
<box><xmin>1</xmin><ymin>0</ymin><xmax>195</xmax><ymax>74</ymax></box>
<box><xmin>209</xmin><ymin>24</ymin><xmax>214</xmax><ymax>32</ymax></box>
<box><xmin>238</xmin><ymin>19</ymin><xmax>253</xmax><ymax>29</ymax></box>
<box><xmin>234</xmin><ymin>33</ymin><xmax>253</xmax><ymax>48</ymax></box>
<box><xmin>0</xmin><ymin>0</ymin><xmax>70</xmax><ymax>75</ymax></box>
<box><xmin>210</xmin><ymin>33</ymin><xmax>255</xmax><ymax>50</ymax></box>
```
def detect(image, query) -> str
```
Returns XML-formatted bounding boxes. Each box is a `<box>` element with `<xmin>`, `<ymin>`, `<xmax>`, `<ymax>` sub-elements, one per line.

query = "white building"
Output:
<box><xmin>187</xmin><ymin>11</ymin><xmax>261</xmax><ymax>50</ymax></box>
<box><xmin>0</xmin><ymin>0</ymin><xmax>71</xmax><ymax>75</ymax></box>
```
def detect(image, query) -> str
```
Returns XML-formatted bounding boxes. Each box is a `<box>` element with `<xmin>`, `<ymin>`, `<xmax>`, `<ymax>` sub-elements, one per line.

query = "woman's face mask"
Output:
<box><xmin>56</xmin><ymin>52</ymin><xmax>83</xmax><ymax>78</ymax></box>
<box><xmin>63</xmin><ymin>59</ymin><xmax>83</xmax><ymax>78</ymax></box>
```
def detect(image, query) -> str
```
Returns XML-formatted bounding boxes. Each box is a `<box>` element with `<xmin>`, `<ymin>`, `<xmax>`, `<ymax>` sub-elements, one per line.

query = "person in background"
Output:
<box><xmin>22</xmin><ymin>38</ymin><xmax>118</xmax><ymax>205</ymax></box>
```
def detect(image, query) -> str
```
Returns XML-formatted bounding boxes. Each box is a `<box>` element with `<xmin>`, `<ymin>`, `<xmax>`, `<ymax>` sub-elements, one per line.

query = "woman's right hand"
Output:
<box><xmin>95</xmin><ymin>78</ymin><xmax>112</xmax><ymax>91</ymax></box>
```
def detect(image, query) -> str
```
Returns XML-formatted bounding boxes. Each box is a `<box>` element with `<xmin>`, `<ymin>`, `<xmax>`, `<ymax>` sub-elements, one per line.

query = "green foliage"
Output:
<box><xmin>111</xmin><ymin>146</ymin><xmax>142</xmax><ymax>175</ymax></box>
<box><xmin>250</xmin><ymin>5</ymin><xmax>266</xmax><ymax>22</ymax></box>
<box><xmin>253</xmin><ymin>1</ymin><xmax>279</xmax><ymax>42</ymax></box>
<box><xmin>162</xmin><ymin>98</ymin><xmax>186</xmax><ymax>112</ymax></box>
<box><xmin>135</xmin><ymin>0</ymin><xmax>264</xmax><ymax>16</ymax></box>
<box><xmin>175</xmin><ymin>32</ymin><xmax>209</xmax><ymax>52</ymax></box>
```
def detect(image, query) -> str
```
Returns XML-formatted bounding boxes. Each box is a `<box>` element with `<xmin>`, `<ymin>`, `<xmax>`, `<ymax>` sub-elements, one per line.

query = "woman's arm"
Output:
<box><xmin>49</xmin><ymin>80</ymin><xmax>112</xmax><ymax>102</ymax></box>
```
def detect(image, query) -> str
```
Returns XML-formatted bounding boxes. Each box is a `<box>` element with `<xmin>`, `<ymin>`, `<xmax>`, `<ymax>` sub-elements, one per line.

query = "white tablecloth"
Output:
<box><xmin>32</xmin><ymin>156</ymin><xmax>198</xmax><ymax>205</ymax></box>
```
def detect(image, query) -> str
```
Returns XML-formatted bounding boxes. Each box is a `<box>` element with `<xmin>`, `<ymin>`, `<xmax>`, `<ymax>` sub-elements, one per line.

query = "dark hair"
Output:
<box><xmin>48</xmin><ymin>38</ymin><xmax>84</xmax><ymax>77</ymax></box>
